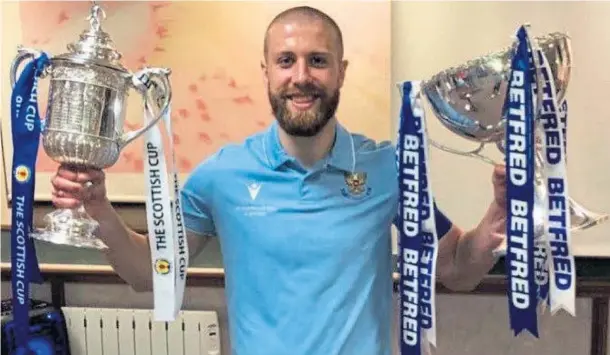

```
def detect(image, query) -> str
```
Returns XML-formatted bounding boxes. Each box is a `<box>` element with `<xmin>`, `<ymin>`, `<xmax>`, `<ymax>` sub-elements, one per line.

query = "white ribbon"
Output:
<box><xmin>409</xmin><ymin>81</ymin><xmax>440</xmax><ymax>349</ymax></box>
<box><xmin>138</xmin><ymin>76</ymin><xmax>189</xmax><ymax>321</ymax></box>
<box><xmin>165</xmin><ymin>100</ymin><xmax>190</xmax><ymax>316</ymax></box>
<box><xmin>419</xmin><ymin>88</ymin><xmax>439</xmax><ymax>349</ymax></box>
<box><xmin>536</xmin><ymin>49</ymin><xmax>575</xmax><ymax>316</ymax></box>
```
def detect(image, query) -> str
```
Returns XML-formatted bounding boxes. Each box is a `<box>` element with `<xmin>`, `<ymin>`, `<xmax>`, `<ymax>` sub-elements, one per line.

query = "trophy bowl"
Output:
<box><xmin>422</xmin><ymin>32</ymin><xmax>571</xmax><ymax>148</ymax></box>
<box><xmin>9</xmin><ymin>3</ymin><xmax>172</xmax><ymax>249</ymax></box>
<box><xmin>418</xmin><ymin>31</ymin><xmax>607</xmax><ymax>254</ymax></box>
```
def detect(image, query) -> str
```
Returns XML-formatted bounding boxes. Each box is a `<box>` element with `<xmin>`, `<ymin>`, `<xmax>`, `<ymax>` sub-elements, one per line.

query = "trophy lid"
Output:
<box><xmin>55</xmin><ymin>2</ymin><xmax>128</xmax><ymax>72</ymax></box>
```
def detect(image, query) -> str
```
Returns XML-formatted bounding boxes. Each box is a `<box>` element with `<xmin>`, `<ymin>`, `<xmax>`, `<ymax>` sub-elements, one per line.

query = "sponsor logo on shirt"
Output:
<box><xmin>247</xmin><ymin>182</ymin><xmax>262</xmax><ymax>200</ymax></box>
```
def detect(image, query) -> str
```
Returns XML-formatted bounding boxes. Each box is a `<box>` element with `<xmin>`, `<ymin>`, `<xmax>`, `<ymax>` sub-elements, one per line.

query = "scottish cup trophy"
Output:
<box><xmin>10</xmin><ymin>2</ymin><xmax>172</xmax><ymax>249</ymax></box>
<box><xmin>419</xmin><ymin>31</ymin><xmax>608</xmax><ymax>254</ymax></box>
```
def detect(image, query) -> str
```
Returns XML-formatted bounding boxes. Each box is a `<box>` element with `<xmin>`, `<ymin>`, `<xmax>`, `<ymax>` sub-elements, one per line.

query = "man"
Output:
<box><xmin>51</xmin><ymin>6</ymin><xmax>506</xmax><ymax>355</ymax></box>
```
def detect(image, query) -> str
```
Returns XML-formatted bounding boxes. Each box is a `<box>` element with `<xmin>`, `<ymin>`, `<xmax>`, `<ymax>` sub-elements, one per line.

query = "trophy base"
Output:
<box><xmin>492</xmin><ymin>198</ymin><xmax>609</xmax><ymax>258</ymax></box>
<box><xmin>493</xmin><ymin>207</ymin><xmax>610</xmax><ymax>258</ymax></box>
<box><xmin>29</xmin><ymin>207</ymin><xmax>108</xmax><ymax>250</ymax></box>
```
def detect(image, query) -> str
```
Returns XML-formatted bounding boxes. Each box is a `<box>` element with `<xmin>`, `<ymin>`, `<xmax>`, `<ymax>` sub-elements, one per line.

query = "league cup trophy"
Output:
<box><xmin>394</xmin><ymin>26</ymin><xmax>605</xmax><ymax>352</ymax></box>
<box><xmin>9</xmin><ymin>2</ymin><xmax>171</xmax><ymax>249</ymax></box>
<box><xmin>407</xmin><ymin>26</ymin><xmax>608</xmax><ymax>339</ymax></box>
<box><xmin>420</xmin><ymin>31</ymin><xmax>608</xmax><ymax>254</ymax></box>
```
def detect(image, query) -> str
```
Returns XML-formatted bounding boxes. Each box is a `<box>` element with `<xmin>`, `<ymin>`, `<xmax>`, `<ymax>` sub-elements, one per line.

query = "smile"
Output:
<box><xmin>287</xmin><ymin>95</ymin><xmax>319</xmax><ymax>111</ymax></box>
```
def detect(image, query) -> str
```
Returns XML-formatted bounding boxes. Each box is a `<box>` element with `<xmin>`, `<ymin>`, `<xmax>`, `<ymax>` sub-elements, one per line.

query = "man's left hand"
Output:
<box><xmin>466</xmin><ymin>164</ymin><xmax>508</xmax><ymax>265</ymax></box>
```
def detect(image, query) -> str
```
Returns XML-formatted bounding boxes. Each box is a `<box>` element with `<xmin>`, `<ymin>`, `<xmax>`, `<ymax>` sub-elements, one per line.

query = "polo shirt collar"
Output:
<box><xmin>263</xmin><ymin>120</ymin><xmax>354</xmax><ymax>172</ymax></box>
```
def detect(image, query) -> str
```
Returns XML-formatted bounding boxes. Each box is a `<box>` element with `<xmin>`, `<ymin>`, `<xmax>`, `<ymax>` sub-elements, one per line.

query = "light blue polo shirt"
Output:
<box><xmin>180</xmin><ymin>121</ymin><xmax>449</xmax><ymax>355</ymax></box>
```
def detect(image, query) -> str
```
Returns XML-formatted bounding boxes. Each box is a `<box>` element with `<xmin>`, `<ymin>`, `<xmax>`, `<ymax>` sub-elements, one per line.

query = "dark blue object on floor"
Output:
<box><xmin>1</xmin><ymin>299</ymin><xmax>70</xmax><ymax>355</ymax></box>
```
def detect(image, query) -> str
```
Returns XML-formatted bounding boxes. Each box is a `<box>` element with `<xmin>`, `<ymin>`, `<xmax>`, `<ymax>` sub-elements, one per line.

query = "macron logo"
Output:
<box><xmin>247</xmin><ymin>182</ymin><xmax>262</xmax><ymax>201</ymax></box>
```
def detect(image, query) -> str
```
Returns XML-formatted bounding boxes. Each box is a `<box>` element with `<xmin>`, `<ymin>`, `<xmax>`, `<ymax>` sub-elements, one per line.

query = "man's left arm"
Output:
<box><xmin>435</xmin><ymin>165</ymin><xmax>506</xmax><ymax>291</ymax></box>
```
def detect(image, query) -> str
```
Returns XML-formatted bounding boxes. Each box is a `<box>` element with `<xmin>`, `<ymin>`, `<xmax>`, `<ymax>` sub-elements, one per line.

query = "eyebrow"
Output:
<box><xmin>275</xmin><ymin>50</ymin><xmax>333</xmax><ymax>58</ymax></box>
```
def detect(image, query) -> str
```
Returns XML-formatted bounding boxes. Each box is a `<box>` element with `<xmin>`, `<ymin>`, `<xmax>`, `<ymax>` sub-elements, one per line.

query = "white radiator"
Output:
<box><xmin>61</xmin><ymin>307</ymin><xmax>221</xmax><ymax>355</ymax></box>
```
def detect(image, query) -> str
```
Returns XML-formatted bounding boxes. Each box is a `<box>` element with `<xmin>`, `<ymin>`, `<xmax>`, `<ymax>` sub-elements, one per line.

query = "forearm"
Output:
<box><xmin>445</xmin><ymin>230</ymin><xmax>498</xmax><ymax>291</ymax></box>
<box><xmin>88</xmin><ymin>201</ymin><xmax>153</xmax><ymax>292</ymax></box>
<box><xmin>437</xmin><ymin>165</ymin><xmax>507</xmax><ymax>291</ymax></box>
<box><xmin>438</xmin><ymin>203</ymin><xmax>503</xmax><ymax>291</ymax></box>
<box><xmin>436</xmin><ymin>226</ymin><xmax>474</xmax><ymax>291</ymax></box>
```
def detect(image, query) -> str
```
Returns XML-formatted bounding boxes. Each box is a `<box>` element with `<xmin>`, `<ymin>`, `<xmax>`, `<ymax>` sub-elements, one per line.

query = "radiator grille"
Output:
<box><xmin>61</xmin><ymin>307</ymin><xmax>221</xmax><ymax>355</ymax></box>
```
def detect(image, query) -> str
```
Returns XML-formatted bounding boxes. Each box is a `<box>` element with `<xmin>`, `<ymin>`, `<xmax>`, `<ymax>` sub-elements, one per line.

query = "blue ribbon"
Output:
<box><xmin>10</xmin><ymin>52</ymin><xmax>49</xmax><ymax>353</ymax></box>
<box><xmin>503</xmin><ymin>26</ymin><xmax>539</xmax><ymax>337</ymax></box>
<box><xmin>396</xmin><ymin>81</ymin><xmax>425</xmax><ymax>355</ymax></box>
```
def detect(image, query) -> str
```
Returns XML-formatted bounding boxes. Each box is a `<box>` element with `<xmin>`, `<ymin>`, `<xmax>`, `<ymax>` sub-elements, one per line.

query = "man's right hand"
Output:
<box><xmin>50</xmin><ymin>165</ymin><xmax>109</xmax><ymax>214</ymax></box>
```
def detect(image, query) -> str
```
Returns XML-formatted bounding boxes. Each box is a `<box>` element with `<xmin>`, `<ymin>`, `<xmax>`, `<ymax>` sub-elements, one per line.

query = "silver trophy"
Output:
<box><xmin>9</xmin><ymin>2</ymin><xmax>171</xmax><ymax>249</ymax></box>
<box><xmin>417</xmin><ymin>32</ymin><xmax>608</xmax><ymax>254</ymax></box>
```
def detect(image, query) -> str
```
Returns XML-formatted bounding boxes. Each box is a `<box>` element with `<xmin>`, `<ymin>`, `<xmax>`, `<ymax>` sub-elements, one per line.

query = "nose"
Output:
<box><xmin>293</xmin><ymin>59</ymin><xmax>312</xmax><ymax>84</ymax></box>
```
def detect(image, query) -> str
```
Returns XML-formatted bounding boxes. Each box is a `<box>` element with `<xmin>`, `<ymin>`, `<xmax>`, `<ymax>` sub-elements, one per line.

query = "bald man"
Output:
<box><xmin>52</xmin><ymin>6</ymin><xmax>507</xmax><ymax>355</ymax></box>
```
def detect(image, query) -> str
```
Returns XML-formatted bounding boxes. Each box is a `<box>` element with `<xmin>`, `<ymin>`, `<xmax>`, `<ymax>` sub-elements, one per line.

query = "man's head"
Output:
<box><xmin>261</xmin><ymin>6</ymin><xmax>348</xmax><ymax>137</ymax></box>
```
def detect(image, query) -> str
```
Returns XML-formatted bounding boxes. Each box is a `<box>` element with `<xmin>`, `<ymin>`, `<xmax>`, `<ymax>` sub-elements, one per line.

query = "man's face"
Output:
<box><xmin>262</xmin><ymin>17</ymin><xmax>348</xmax><ymax>137</ymax></box>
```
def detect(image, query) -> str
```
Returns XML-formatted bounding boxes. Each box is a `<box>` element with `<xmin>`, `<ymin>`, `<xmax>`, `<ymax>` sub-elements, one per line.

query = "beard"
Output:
<box><xmin>268</xmin><ymin>82</ymin><xmax>340</xmax><ymax>137</ymax></box>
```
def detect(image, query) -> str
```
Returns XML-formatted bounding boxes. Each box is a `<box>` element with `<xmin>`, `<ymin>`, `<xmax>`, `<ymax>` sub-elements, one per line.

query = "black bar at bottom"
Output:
<box><xmin>50</xmin><ymin>277</ymin><xmax>66</xmax><ymax>308</ymax></box>
<box><xmin>591</xmin><ymin>297</ymin><xmax>609</xmax><ymax>355</ymax></box>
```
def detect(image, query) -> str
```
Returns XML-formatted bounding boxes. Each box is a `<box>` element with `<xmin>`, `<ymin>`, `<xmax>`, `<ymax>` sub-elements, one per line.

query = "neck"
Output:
<box><xmin>278</xmin><ymin>117</ymin><xmax>337</xmax><ymax>168</ymax></box>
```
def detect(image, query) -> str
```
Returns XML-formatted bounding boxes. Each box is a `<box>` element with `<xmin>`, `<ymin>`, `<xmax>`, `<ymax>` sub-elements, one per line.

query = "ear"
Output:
<box><xmin>338</xmin><ymin>59</ymin><xmax>349</xmax><ymax>88</ymax></box>
<box><xmin>260</xmin><ymin>60</ymin><xmax>269</xmax><ymax>87</ymax></box>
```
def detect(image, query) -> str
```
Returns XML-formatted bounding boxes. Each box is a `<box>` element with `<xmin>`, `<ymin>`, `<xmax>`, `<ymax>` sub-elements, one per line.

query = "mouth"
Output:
<box><xmin>285</xmin><ymin>93</ymin><xmax>320</xmax><ymax>111</ymax></box>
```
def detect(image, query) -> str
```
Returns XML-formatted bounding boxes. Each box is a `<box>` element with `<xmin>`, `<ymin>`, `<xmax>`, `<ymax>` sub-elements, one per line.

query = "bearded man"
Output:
<box><xmin>51</xmin><ymin>6</ymin><xmax>506</xmax><ymax>355</ymax></box>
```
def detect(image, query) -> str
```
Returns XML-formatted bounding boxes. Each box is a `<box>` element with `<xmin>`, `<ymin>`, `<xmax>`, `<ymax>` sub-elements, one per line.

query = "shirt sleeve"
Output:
<box><xmin>180</xmin><ymin>151</ymin><xmax>222</xmax><ymax>237</ymax></box>
<box><xmin>393</xmin><ymin>201</ymin><xmax>453</xmax><ymax>239</ymax></box>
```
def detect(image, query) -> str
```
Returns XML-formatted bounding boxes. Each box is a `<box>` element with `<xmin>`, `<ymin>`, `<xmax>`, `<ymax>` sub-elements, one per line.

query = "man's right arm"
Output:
<box><xmin>88</xmin><ymin>201</ymin><xmax>209</xmax><ymax>292</ymax></box>
<box><xmin>94</xmin><ymin>152</ymin><xmax>218</xmax><ymax>291</ymax></box>
<box><xmin>51</xmin><ymin>154</ymin><xmax>220</xmax><ymax>293</ymax></box>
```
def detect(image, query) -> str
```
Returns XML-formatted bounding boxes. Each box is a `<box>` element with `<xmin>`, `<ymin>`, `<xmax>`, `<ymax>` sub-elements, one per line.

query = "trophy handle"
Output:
<box><xmin>10</xmin><ymin>47</ymin><xmax>46</xmax><ymax>88</ymax></box>
<box><xmin>121</xmin><ymin>67</ymin><xmax>172</xmax><ymax>149</ymax></box>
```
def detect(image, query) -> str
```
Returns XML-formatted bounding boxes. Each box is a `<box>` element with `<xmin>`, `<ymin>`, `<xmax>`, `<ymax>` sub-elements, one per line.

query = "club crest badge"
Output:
<box><xmin>341</xmin><ymin>172</ymin><xmax>371</xmax><ymax>199</ymax></box>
